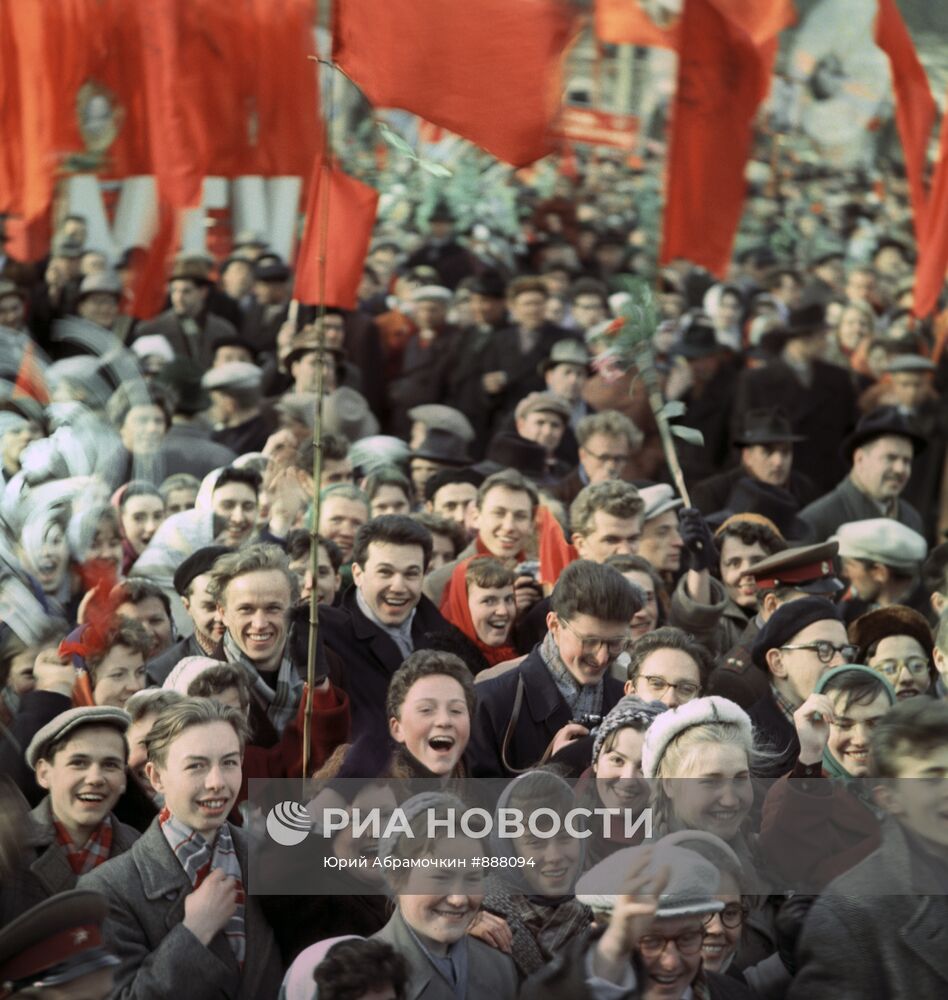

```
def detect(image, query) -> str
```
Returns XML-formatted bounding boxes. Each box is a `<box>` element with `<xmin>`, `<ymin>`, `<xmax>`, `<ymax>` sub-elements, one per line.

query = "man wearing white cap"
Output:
<box><xmin>835</xmin><ymin>517</ymin><xmax>928</xmax><ymax>619</ymax></box>
<box><xmin>203</xmin><ymin>361</ymin><xmax>278</xmax><ymax>455</ymax></box>
<box><xmin>637</xmin><ymin>484</ymin><xmax>685</xmax><ymax>576</ymax></box>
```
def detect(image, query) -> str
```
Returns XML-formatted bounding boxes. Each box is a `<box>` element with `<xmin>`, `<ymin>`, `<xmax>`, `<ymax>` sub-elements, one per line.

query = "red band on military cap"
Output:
<box><xmin>1</xmin><ymin>925</ymin><xmax>103</xmax><ymax>982</ymax></box>
<box><xmin>753</xmin><ymin>558</ymin><xmax>834</xmax><ymax>589</ymax></box>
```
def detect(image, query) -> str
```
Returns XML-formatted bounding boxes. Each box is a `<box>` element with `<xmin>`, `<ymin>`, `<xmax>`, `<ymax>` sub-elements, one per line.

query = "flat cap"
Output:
<box><xmin>233</xmin><ymin>230</ymin><xmax>268</xmax><ymax>249</ymax></box>
<box><xmin>884</xmin><ymin>354</ymin><xmax>936</xmax><ymax>375</ymax></box>
<box><xmin>751</xmin><ymin>595</ymin><xmax>844</xmax><ymax>670</ymax></box>
<box><xmin>411</xmin><ymin>284</ymin><xmax>452</xmax><ymax>303</ymax></box>
<box><xmin>514</xmin><ymin>391</ymin><xmax>571</xmax><ymax>424</ymax></box>
<box><xmin>639</xmin><ymin>483</ymin><xmax>683</xmax><ymax>522</ymax></box>
<box><xmin>172</xmin><ymin>544</ymin><xmax>232</xmax><ymax>595</ymax></box>
<box><xmin>26</xmin><ymin>706</ymin><xmax>130</xmax><ymax>769</ymax></box>
<box><xmin>834</xmin><ymin>518</ymin><xmax>927</xmax><ymax>572</ymax></box>
<box><xmin>78</xmin><ymin>271</ymin><xmax>122</xmax><ymax>299</ymax></box>
<box><xmin>407</xmin><ymin>404</ymin><xmax>475</xmax><ymax>442</ymax></box>
<box><xmin>201</xmin><ymin>361</ymin><xmax>263</xmax><ymax>393</ymax></box>
<box><xmin>750</xmin><ymin>541</ymin><xmax>843</xmax><ymax>595</ymax></box>
<box><xmin>539</xmin><ymin>338</ymin><xmax>592</xmax><ymax>376</ymax></box>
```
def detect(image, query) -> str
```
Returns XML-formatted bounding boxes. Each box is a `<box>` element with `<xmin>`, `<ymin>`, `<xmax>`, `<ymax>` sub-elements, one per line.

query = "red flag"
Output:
<box><xmin>12</xmin><ymin>341</ymin><xmax>50</xmax><ymax>405</ymax></box>
<box><xmin>913</xmin><ymin>94</ymin><xmax>948</xmax><ymax>318</ymax></box>
<box><xmin>128</xmin><ymin>201</ymin><xmax>180</xmax><ymax>320</ymax></box>
<box><xmin>874</xmin><ymin>0</ymin><xmax>936</xmax><ymax>245</ymax></box>
<box><xmin>660</xmin><ymin>0</ymin><xmax>794</xmax><ymax>276</ymax></box>
<box><xmin>333</xmin><ymin>0</ymin><xmax>578</xmax><ymax>167</ymax></box>
<box><xmin>595</xmin><ymin>0</ymin><xmax>681</xmax><ymax>49</ymax></box>
<box><xmin>0</xmin><ymin>0</ymin><xmax>23</xmax><ymax>216</ymax></box>
<box><xmin>293</xmin><ymin>161</ymin><xmax>379</xmax><ymax>309</ymax></box>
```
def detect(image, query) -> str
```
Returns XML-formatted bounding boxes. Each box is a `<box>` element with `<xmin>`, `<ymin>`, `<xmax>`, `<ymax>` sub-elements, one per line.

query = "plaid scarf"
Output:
<box><xmin>223</xmin><ymin>630</ymin><xmax>302</xmax><ymax>736</ymax></box>
<box><xmin>159</xmin><ymin>807</ymin><xmax>246</xmax><ymax>968</ymax></box>
<box><xmin>770</xmin><ymin>683</ymin><xmax>798</xmax><ymax>725</ymax></box>
<box><xmin>54</xmin><ymin>815</ymin><xmax>113</xmax><ymax>875</ymax></box>
<box><xmin>539</xmin><ymin>631</ymin><xmax>604</xmax><ymax>723</ymax></box>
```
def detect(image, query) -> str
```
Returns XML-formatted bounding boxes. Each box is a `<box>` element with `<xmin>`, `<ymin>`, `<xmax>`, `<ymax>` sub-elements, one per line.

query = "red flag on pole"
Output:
<box><xmin>660</xmin><ymin>0</ymin><xmax>794</xmax><ymax>277</ymax></box>
<box><xmin>333</xmin><ymin>0</ymin><xmax>578</xmax><ymax>167</ymax></box>
<box><xmin>913</xmin><ymin>94</ymin><xmax>948</xmax><ymax>318</ymax></box>
<box><xmin>128</xmin><ymin>200</ymin><xmax>180</xmax><ymax>321</ymax></box>
<box><xmin>293</xmin><ymin>161</ymin><xmax>379</xmax><ymax>309</ymax></box>
<box><xmin>595</xmin><ymin>0</ymin><xmax>681</xmax><ymax>49</ymax></box>
<box><xmin>874</xmin><ymin>0</ymin><xmax>936</xmax><ymax>245</ymax></box>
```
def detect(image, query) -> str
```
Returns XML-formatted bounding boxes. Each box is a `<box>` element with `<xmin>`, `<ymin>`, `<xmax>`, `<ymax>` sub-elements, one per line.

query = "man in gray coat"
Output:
<box><xmin>789</xmin><ymin>698</ymin><xmax>948</xmax><ymax>998</ymax></box>
<box><xmin>799</xmin><ymin>406</ymin><xmax>925</xmax><ymax>541</ymax></box>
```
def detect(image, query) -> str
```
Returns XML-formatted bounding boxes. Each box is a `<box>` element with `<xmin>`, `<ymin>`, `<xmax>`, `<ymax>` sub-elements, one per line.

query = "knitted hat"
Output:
<box><xmin>750</xmin><ymin>595</ymin><xmax>843</xmax><ymax>670</ymax></box>
<box><xmin>575</xmin><ymin>839</ymin><xmax>724</xmax><ymax>918</ymax></box>
<box><xmin>591</xmin><ymin>696</ymin><xmax>668</xmax><ymax>765</ymax></box>
<box><xmin>162</xmin><ymin>656</ymin><xmax>223</xmax><ymax>695</ymax></box>
<box><xmin>641</xmin><ymin>696</ymin><xmax>753</xmax><ymax>779</ymax></box>
<box><xmin>377</xmin><ymin>791</ymin><xmax>468</xmax><ymax>866</ymax></box>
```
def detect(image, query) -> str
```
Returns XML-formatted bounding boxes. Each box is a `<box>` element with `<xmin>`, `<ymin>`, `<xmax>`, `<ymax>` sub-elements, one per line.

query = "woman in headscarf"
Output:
<box><xmin>441</xmin><ymin>556</ymin><xmax>518</xmax><ymax>674</ymax></box>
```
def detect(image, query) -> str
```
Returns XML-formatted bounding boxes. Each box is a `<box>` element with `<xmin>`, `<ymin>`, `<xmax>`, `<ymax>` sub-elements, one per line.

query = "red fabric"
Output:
<box><xmin>12</xmin><ymin>342</ymin><xmax>50</xmax><ymax>405</ymax></box>
<box><xmin>0</xmin><ymin>0</ymin><xmax>23</xmax><ymax>216</ymax></box>
<box><xmin>441</xmin><ymin>558</ymin><xmax>519</xmax><ymax>667</ymax></box>
<box><xmin>53</xmin><ymin>816</ymin><xmax>113</xmax><ymax>875</ymax></box>
<box><xmin>71</xmin><ymin>671</ymin><xmax>97</xmax><ymax>708</ymax></box>
<box><xmin>536</xmin><ymin>504</ymin><xmax>577</xmax><ymax>586</ymax></box>
<box><xmin>293</xmin><ymin>160</ymin><xmax>379</xmax><ymax>308</ymax></box>
<box><xmin>914</xmin><ymin>95</ymin><xmax>948</xmax><ymax>318</ymax></box>
<box><xmin>333</xmin><ymin>0</ymin><xmax>578</xmax><ymax>167</ymax></box>
<box><xmin>595</xmin><ymin>0</ymin><xmax>681</xmax><ymax>49</ymax></box>
<box><xmin>660</xmin><ymin>0</ymin><xmax>794</xmax><ymax>276</ymax></box>
<box><xmin>128</xmin><ymin>200</ymin><xmax>180</xmax><ymax>321</ymax></box>
<box><xmin>874</xmin><ymin>0</ymin><xmax>937</xmax><ymax>246</ymax></box>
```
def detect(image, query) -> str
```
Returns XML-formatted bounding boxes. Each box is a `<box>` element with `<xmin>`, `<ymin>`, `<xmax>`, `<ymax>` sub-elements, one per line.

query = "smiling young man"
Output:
<box><xmin>79</xmin><ymin>698</ymin><xmax>283</xmax><ymax>999</ymax></box>
<box><xmin>0</xmin><ymin>707</ymin><xmax>139</xmax><ymax>925</ymax></box>
<box><xmin>322</xmin><ymin>515</ymin><xmax>459</xmax><ymax>741</ymax></box>
<box><xmin>790</xmin><ymin>698</ymin><xmax>948</xmax><ymax>1000</ymax></box>
<box><xmin>424</xmin><ymin>469</ymin><xmax>539</xmax><ymax>609</ymax></box>
<box><xmin>469</xmin><ymin>560</ymin><xmax>636</xmax><ymax>776</ymax></box>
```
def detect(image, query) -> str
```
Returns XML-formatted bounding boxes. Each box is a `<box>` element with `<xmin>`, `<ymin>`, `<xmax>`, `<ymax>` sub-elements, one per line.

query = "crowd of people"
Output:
<box><xmin>0</xmin><ymin>146</ymin><xmax>947</xmax><ymax>999</ymax></box>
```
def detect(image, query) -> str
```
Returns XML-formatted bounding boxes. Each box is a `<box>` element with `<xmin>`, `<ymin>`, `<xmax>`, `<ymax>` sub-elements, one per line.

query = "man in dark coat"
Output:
<box><xmin>733</xmin><ymin>304</ymin><xmax>856</xmax><ymax>494</ymax></box>
<box><xmin>478</xmin><ymin>276</ymin><xmax>576</xmax><ymax>437</ymax></box>
<box><xmin>132</xmin><ymin>258</ymin><xmax>238</xmax><ymax>373</ymax></box>
<box><xmin>320</xmin><ymin>515</ymin><xmax>461</xmax><ymax>741</ymax></box>
<box><xmin>799</xmin><ymin>406</ymin><xmax>926</xmax><ymax>541</ymax></box>
<box><xmin>789</xmin><ymin>699</ymin><xmax>948</xmax><ymax>1000</ymax></box>
<box><xmin>405</xmin><ymin>202</ymin><xmax>476</xmax><ymax>290</ymax></box>
<box><xmin>748</xmin><ymin>597</ymin><xmax>854</xmax><ymax>778</ymax></box>
<box><xmin>692</xmin><ymin>408</ymin><xmax>820</xmax><ymax>515</ymax></box>
<box><xmin>469</xmin><ymin>561</ymin><xmax>635</xmax><ymax>776</ymax></box>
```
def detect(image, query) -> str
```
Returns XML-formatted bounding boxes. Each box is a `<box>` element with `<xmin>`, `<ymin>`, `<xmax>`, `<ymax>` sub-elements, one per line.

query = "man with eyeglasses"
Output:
<box><xmin>849</xmin><ymin>605</ymin><xmax>937</xmax><ymax>700</ymax></box>
<box><xmin>551</xmin><ymin>410</ymin><xmax>643</xmax><ymax>507</ymax></box>
<box><xmin>749</xmin><ymin>597</ymin><xmax>854</xmax><ymax>777</ymax></box>
<box><xmin>468</xmin><ymin>561</ymin><xmax>637</xmax><ymax>776</ymax></box>
<box><xmin>625</xmin><ymin>627</ymin><xmax>712</xmax><ymax>708</ymax></box>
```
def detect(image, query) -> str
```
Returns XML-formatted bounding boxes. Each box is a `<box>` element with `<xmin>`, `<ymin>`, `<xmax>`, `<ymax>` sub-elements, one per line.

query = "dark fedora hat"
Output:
<box><xmin>411</xmin><ymin>428</ymin><xmax>473</xmax><ymax>466</ymax></box>
<box><xmin>841</xmin><ymin>405</ymin><xmax>927</xmax><ymax>463</ymax></box>
<box><xmin>467</xmin><ymin>269</ymin><xmax>507</xmax><ymax>299</ymax></box>
<box><xmin>733</xmin><ymin>408</ymin><xmax>805</xmax><ymax>447</ymax></box>
<box><xmin>674</xmin><ymin>318</ymin><xmax>720</xmax><ymax>359</ymax></box>
<box><xmin>155</xmin><ymin>357</ymin><xmax>210</xmax><ymax>415</ymax></box>
<box><xmin>761</xmin><ymin>303</ymin><xmax>827</xmax><ymax>350</ymax></box>
<box><xmin>709</xmin><ymin>477</ymin><xmax>810</xmax><ymax>542</ymax></box>
<box><xmin>472</xmin><ymin>432</ymin><xmax>547</xmax><ymax>481</ymax></box>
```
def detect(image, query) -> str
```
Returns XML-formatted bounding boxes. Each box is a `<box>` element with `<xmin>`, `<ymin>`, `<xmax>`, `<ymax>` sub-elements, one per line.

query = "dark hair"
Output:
<box><xmin>386</xmin><ymin>650</ymin><xmax>476</xmax><ymax>721</ymax></box>
<box><xmin>114</xmin><ymin>579</ymin><xmax>172</xmax><ymax>621</ymax></box>
<box><xmin>714</xmin><ymin>520</ymin><xmax>786</xmax><ymax>560</ymax></box>
<box><xmin>85</xmin><ymin>617</ymin><xmax>153</xmax><ymax>678</ymax></box>
<box><xmin>321</xmin><ymin>433</ymin><xmax>351</xmax><ymax>462</ymax></box>
<box><xmin>625</xmin><ymin>626</ymin><xmax>713</xmax><ymax>689</ymax></box>
<box><xmin>424</xmin><ymin>467</ymin><xmax>483</xmax><ymax>503</ymax></box>
<box><xmin>820</xmin><ymin>669</ymin><xmax>893</xmax><ymax>715</ymax></box>
<box><xmin>0</xmin><ymin>621</ymin><xmax>67</xmax><ymax>688</ymax></box>
<box><xmin>411</xmin><ymin>512</ymin><xmax>466</xmax><ymax>559</ymax></box>
<box><xmin>603</xmin><ymin>554</ymin><xmax>667</xmax><ymax>626</ymax></box>
<box><xmin>568</xmin><ymin>277</ymin><xmax>609</xmax><ymax>306</ymax></box>
<box><xmin>364</xmin><ymin>467</ymin><xmax>412</xmax><ymax>503</ymax></box>
<box><xmin>314</xmin><ymin>938</ymin><xmax>408</xmax><ymax>1000</ymax></box>
<box><xmin>922</xmin><ymin>542</ymin><xmax>948</xmax><ymax>598</ymax></box>
<box><xmin>106</xmin><ymin>383</ymin><xmax>173</xmax><ymax>431</ymax></box>
<box><xmin>214</xmin><ymin>466</ymin><xmax>262</xmax><ymax>498</ymax></box>
<box><xmin>506</xmin><ymin>276</ymin><xmax>548</xmax><ymax>301</ymax></box>
<box><xmin>871</xmin><ymin>697</ymin><xmax>948</xmax><ymax>779</ymax></box>
<box><xmin>187</xmin><ymin>664</ymin><xmax>251</xmax><ymax>713</ymax></box>
<box><xmin>551</xmin><ymin>560</ymin><xmax>640</xmax><ymax>624</ymax></box>
<box><xmin>285</xmin><ymin>530</ymin><xmax>344</xmax><ymax>573</ymax></box>
<box><xmin>351</xmin><ymin>515</ymin><xmax>433</xmax><ymax>571</ymax></box>
<box><xmin>466</xmin><ymin>556</ymin><xmax>515</xmax><ymax>591</ymax></box>
<box><xmin>118</xmin><ymin>481</ymin><xmax>164</xmax><ymax>511</ymax></box>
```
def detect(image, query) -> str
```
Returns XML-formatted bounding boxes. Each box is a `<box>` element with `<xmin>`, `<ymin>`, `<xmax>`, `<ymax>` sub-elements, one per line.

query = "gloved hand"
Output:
<box><xmin>677</xmin><ymin>506</ymin><xmax>717</xmax><ymax>572</ymax></box>
<box><xmin>774</xmin><ymin>894</ymin><xmax>818</xmax><ymax>975</ymax></box>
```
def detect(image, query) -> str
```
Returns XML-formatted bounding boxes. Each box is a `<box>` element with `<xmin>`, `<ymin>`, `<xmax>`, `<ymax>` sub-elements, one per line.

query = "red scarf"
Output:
<box><xmin>440</xmin><ymin>556</ymin><xmax>518</xmax><ymax>666</ymax></box>
<box><xmin>54</xmin><ymin>815</ymin><xmax>113</xmax><ymax>875</ymax></box>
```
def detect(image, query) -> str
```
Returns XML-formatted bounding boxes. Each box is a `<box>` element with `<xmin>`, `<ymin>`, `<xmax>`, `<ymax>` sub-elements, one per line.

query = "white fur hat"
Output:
<box><xmin>641</xmin><ymin>696</ymin><xmax>753</xmax><ymax>779</ymax></box>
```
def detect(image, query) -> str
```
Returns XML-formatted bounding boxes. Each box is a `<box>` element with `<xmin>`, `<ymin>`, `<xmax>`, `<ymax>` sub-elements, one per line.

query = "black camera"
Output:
<box><xmin>573</xmin><ymin>713</ymin><xmax>603</xmax><ymax>730</ymax></box>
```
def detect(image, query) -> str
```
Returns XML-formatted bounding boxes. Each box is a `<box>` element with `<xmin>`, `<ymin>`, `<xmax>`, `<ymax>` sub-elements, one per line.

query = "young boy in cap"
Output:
<box><xmin>749</xmin><ymin>596</ymin><xmax>856</xmax><ymax>776</ymax></box>
<box><xmin>0</xmin><ymin>889</ymin><xmax>119</xmax><ymax>1000</ymax></box>
<box><xmin>0</xmin><ymin>707</ymin><xmax>138</xmax><ymax>925</ymax></box>
<box><xmin>789</xmin><ymin>698</ymin><xmax>948</xmax><ymax>999</ymax></box>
